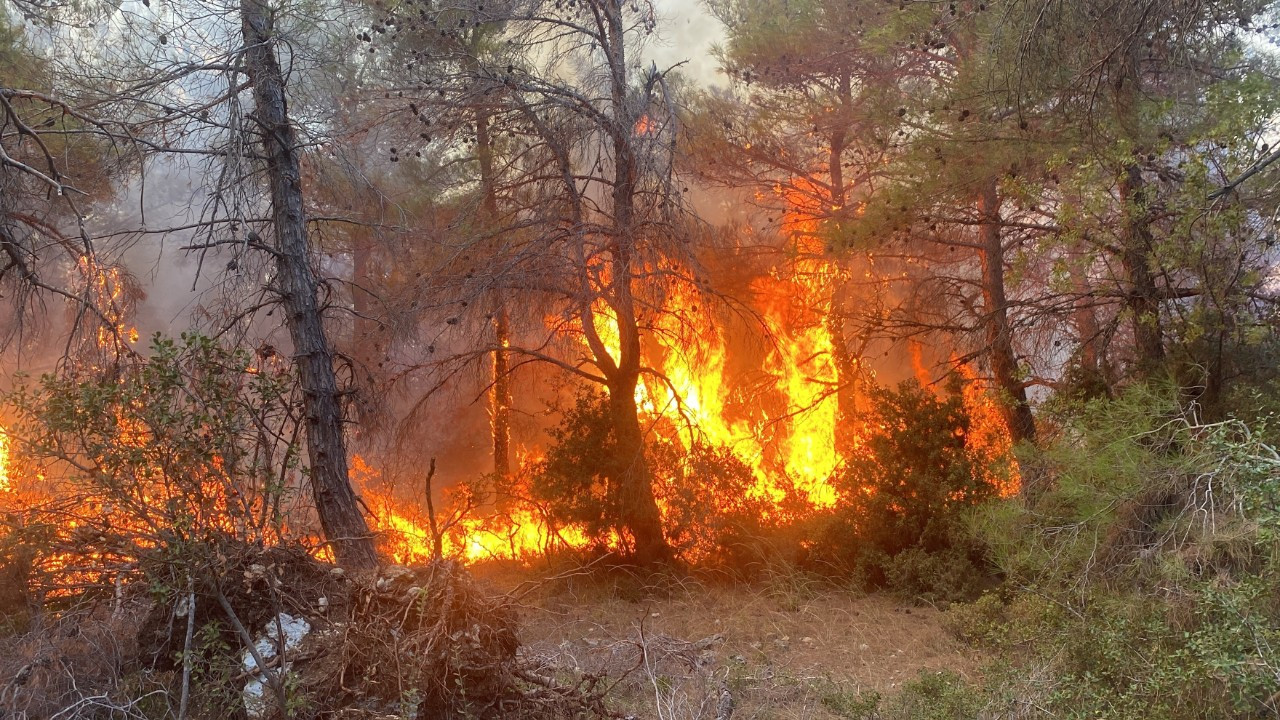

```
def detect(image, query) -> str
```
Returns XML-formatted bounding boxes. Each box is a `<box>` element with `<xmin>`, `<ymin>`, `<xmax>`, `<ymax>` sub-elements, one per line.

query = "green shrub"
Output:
<box><xmin>820</xmin><ymin>685</ymin><xmax>882</xmax><ymax>719</ymax></box>
<box><xmin>953</xmin><ymin>383</ymin><xmax>1280</xmax><ymax>719</ymax></box>
<box><xmin>529</xmin><ymin>392</ymin><xmax>624</xmax><ymax>547</ymax></box>
<box><xmin>885</xmin><ymin>670</ymin><xmax>983</xmax><ymax>720</ymax></box>
<box><xmin>820</xmin><ymin>380</ymin><xmax>996</xmax><ymax>599</ymax></box>
<box><xmin>1</xmin><ymin>332</ymin><xmax>305</xmax><ymax>596</ymax></box>
<box><xmin>531</xmin><ymin>391</ymin><xmax>774</xmax><ymax>561</ymax></box>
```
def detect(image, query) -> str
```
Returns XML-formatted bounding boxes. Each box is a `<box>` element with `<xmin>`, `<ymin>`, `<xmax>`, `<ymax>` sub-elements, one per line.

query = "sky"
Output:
<box><xmin>650</xmin><ymin>0</ymin><xmax>726</xmax><ymax>88</ymax></box>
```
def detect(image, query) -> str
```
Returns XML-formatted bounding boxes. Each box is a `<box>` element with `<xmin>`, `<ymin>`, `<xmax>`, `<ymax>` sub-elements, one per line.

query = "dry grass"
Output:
<box><xmin>480</xmin><ymin>564</ymin><xmax>985</xmax><ymax>719</ymax></box>
<box><xmin>1</xmin><ymin>556</ymin><xmax>982</xmax><ymax>720</ymax></box>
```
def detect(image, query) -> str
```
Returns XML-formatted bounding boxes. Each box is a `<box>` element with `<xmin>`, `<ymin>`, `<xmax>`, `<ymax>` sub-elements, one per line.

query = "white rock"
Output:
<box><xmin>243</xmin><ymin>613</ymin><xmax>312</xmax><ymax>720</ymax></box>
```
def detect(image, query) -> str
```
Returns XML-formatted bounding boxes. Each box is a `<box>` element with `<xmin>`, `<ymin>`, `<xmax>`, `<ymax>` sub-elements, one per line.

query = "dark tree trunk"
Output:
<box><xmin>475</xmin><ymin>105</ymin><xmax>512</xmax><ymax>480</ymax></box>
<box><xmin>828</xmin><ymin>310</ymin><xmax>859</xmax><ymax>455</ymax></box>
<box><xmin>826</xmin><ymin>77</ymin><xmax>857</xmax><ymax>452</ymax></box>
<box><xmin>1111</xmin><ymin>46</ymin><xmax>1165</xmax><ymax>377</ymax></box>
<box><xmin>1118</xmin><ymin>164</ymin><xmax>1165</xmax><ymax>374</ymax></box>
<box><xmin>600</xmin><ymin>0</ymin><xmax>671</xmax><ymax>564</ymax></box>
<box><xmin>606</xmin><ymin>373</ymin><xmax>669</xmax><ymax>565</ymax></box>
<box><xmin>491</xmin><ymin>306</ymin><xmax>512</xmax><ymax>480</ymax></box>
<box><xmin>241</xmin><ymin>0</ymin><xmax>378</xmax><ymax>569</ymax></box>
<box><xmin>977</xmin><ymin>180</ymin><xmax>1036</xmax><ymax>445</ymax></box>
<box><xmin>1072</xmin><ymin>277</ymin><xmax>1103</xmax><ymax>374</ymax></box>
<box><xmin>1070</xmin><ymin>260</ymin><xmax>1113</xmax><ymax>397</ymax></box>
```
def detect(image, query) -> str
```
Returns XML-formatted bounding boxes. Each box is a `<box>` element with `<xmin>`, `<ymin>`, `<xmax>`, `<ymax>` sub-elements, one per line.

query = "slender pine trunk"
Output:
<box><xmin>1118</xmin><ymin>164</ymin><xmax>1165</xmax><ymax>373</ymax></box>
<box><xmin>601</xmin><ymin>0</ymin><xmax>670</xmax><ymax>564</ymax></box>
<box><xmin>475</xmin><ymin>105</ymin><xmax>512</xmax><ymax>480</ymax></box>
<box><xmin>241</xmin><ymin>0</ymin><xmax>377</xmax><ymax>569</ymax></box>
<box><xmin>977</xmin><ymin>179</ymin><xmax>1036</xmax><ymax>445</ymax></box>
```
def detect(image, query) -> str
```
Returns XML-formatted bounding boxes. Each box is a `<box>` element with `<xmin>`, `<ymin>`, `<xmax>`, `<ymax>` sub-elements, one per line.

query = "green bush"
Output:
<box><xmin>821</xmin><ymin>380</ymin><xmax>996</xmax><ymax>599</ymax></box>
<box><xmin>951</xmin><ymin>383</ymin><xmax>1280</xmax><ymax>719</ymax></box>
<box><xmin>530</xmin><ymin>391</ymin><xmax>773</xmax><ymax>561</ymax></box>
<box><xmin>886</xmin><ymin>670</ymin><xmax>983</xmax><ymax>720</ymax></box>
<box><xmin>1</xmin><ymin>332</ymin><xmax>305</xmax><ymax>595</ymax></box>
<box><xmin>529</xmin><ymin>392</ymin><xmax>624</xmax><ymax>547</ymax></box>
<box><xmin>821</xmin><ymin>671</ymin><xmax>984</xmax><ymax>720</ymax></box>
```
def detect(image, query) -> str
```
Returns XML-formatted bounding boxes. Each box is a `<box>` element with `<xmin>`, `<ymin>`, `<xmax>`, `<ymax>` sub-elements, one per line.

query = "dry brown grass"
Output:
<box><xmin>480</xmin><ymin>564</ymin><xmax>985</xmax><ymax>720</ymax></box>
<box><xmin>1</xmin><ymin>556</ymin><xmax>981</xmax><ymax>720</ymax></box>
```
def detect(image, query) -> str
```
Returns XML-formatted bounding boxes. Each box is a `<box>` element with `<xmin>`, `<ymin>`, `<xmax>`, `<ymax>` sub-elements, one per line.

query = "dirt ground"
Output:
<box><xmin>478</xmin><ymin>565</ymin><xmax>984</xmax><ymax>719</ymax></box>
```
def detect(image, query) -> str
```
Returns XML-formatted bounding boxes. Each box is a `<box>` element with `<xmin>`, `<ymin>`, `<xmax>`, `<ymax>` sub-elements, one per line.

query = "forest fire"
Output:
<box><xmin>77</xmin><ymin>256</ymin><xmax>139</xmax><ymax>351</ymax></box>
<box><xmin>4</xmin><ymin>0</ymin><xmax>1276</xmax><ymax>716</ymax></box>
<box><xmin>355</xmin><ymin>455</ymin><xmax>597</xmax><ymax>565</ymax></box>
<box><xmin>0</xmin><ymin>209</ymin><xmax>1020</xmax><ymax>573</ymax></box>
<box><xmin>352</xmin><ymin>179</ymin><xmax>1020</xmax><ymax>563</ymax></box>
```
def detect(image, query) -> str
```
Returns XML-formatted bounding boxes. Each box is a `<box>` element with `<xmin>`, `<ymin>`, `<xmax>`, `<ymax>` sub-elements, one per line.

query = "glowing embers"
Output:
<box><xmin>0</xmin><ymin>428</ymin><xmax>9</xmax><ymax>493</ymax></box>
<box><xmin>76</xmin><ymin>256</ymin><xmax>140</xmax><ymax>353</ymax></box>
<box><xmin>355</xmin><ymin>454</ymin><xmax>601</xmax><ymax>565</ymax></box>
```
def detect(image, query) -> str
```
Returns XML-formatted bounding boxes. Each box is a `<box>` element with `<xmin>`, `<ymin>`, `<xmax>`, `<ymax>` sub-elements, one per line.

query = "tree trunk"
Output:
<box><xmin>827</xmin><ymin>310</ymin><xmax>859</xmax><ymax>455</ymax></box>
<box><xmin>241</xmin><ymin>0</ymin><xmax>378</xmax><ymax>569</ymax></box>
<box><xmin>977</xmin><ymin>180</ymin><xmax>1036</xmax><ymax>445</ymax></box>
<box><xmin>606</xmin><ymin>373</ymin><xmax>669</xmax><ymax>565</ymax></box>
<box><xmin>491</xmin><ymin>306</ymin><xmax>512</xmax><ymax>480</ymax></box>
<box><xmin>826</xmin><ymin>76</ymin><xmax>857</xmax><ymax>452</ymax></box>
<box><xmin>1112</xmin><ymin>45</ymin><xmax>1165</xmax><ymax>376</ymax></box>
<box><xmin>475</xmin><ymin>105</ymin><xmax>512</xmax><ymax>480</ymax></box>
<box><xmin>1070</xmin><ymin>259</ymin><xmax>1113</xmax><ymax>396</ymax></box>
<box><xmin>597</xmin><ymin>0</ymin><xmax>671</xmax><ymax>564</ymax></box>
<box><xmin>1118</xmin><ymin>164</ymin><xmax>1165</xmax><ymax>374</ymax></box>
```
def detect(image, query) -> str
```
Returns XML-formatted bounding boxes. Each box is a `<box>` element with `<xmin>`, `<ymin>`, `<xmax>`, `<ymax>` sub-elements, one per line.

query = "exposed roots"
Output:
<box><xmin>2</xmin><ymin>543</ymin><xmax>618</xmax><ymax>719</ymax></box>
<box><xmin>301</xmin><ymin>560</ymin><xmax>614</xmax><ymax>719</ymax></box>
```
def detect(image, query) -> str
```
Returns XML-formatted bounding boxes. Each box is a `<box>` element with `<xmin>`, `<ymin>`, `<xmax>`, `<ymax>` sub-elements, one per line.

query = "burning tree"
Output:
<box><xmin>687</xmin><ymin>0</ymin><xmax>913</xmax><ymax>452</ymax></box>
<box><xmin>0</xmin><ymin>0</ymin><xmax>383</xmax><ymax>566</ymax></box>
<box><xmin>0</xmin><ymin>16</ymin><xmax>137</xmax><ymax>353</ymax></box>
<box><xmin>363</xmin><ymin>0</ymin><xmax>697</xmax><ymax>564</ymax></box>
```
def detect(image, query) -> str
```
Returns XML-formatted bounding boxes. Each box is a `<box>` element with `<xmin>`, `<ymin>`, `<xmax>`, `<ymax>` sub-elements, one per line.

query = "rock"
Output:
<box><xmin>376</xmin><ymin>564</ymin><xmax>414</xmax><ymax>592</ymax></box>
<box><xmin>243</xmin><ymin>613</ymin><xmax>313</xmax><ymax>720</ymax></box>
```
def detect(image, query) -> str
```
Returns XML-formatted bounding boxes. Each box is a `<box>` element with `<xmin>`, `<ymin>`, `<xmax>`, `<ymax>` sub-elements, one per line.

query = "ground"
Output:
<box><xmin>478</xmin><ymin>564</ymin><xmax>984</xmax><ymax>719</ymax></box>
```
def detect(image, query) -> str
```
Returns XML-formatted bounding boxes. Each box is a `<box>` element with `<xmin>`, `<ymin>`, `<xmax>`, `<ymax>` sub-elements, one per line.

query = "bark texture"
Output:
<box><xmin>475</xmin><ymin>105</ymin><xmax>512</xmax><ymax>480</ymax></box>
<box><xmin>1118</xmin><ymin>164</ymin><xmax>1165</xmax><ymax>373</ymax></box>
<box><xmin>241</xmin><ymin>0</ymin><xmax>378</xmax><ymax>569</ymax></box>
<box><xmin>977</xmin><ymin>180</ymin><xmax>1036</xmax><ymax>445</ymax></box>
<box><xmin>600</xmin><ymin>0</ymin><xmax>671</xmax><ymax>564</ymax></box>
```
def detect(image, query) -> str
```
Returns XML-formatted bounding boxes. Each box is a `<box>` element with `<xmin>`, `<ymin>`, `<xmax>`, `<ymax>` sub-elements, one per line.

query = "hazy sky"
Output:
<box><xmin>649</xmin><ymin>0</ymin><xmax>726</xmax><ymax>88</ymax></box>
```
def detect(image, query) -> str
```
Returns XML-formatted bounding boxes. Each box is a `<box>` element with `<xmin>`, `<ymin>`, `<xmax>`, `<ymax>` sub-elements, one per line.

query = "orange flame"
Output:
<box><xmin>954</xmin><ymin>360</ymin><xmax>1021</xmax><ymax>497</ymax></box>
<box><xmin>634</xmin><ymin>114</ymin><xmax>657</xmax><ymax>137</ymax></box>
<box><xmin>0</xmin><ymin>427</ymin><xmax>10</xmax><ymax>494</ymax></box>
<box><xmin>77</xmin><ymin>257</ymin><xmax>139</xmax><ymax>351</ymax></box>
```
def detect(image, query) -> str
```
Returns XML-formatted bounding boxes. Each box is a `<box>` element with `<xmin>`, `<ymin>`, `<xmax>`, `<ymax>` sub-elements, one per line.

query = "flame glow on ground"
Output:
<box><xmin>0</xmin><ymin>429</ymin><xmax>9</xmax><ymax>493</ymax></box>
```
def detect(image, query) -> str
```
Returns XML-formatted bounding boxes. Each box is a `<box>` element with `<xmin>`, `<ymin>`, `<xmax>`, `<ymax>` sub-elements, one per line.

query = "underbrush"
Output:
<box><xmin>12</xmin><ymin>337</ymin><xmax>1272</xmax><ymax>719</ymax></box>
<box><xmin>532</xmin><ymin>381</ymin><xmax>1005</xmax><ymax>603</ymax></box>
<box><xmin>939</xmin><ymin>383</ymin><xmax>1280</xmax><ymax>719</ymax></box>
<box><xmin>821</xmin><ymin>670</ymin><xmax>984</xmax><ymax>720</ymax></box>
